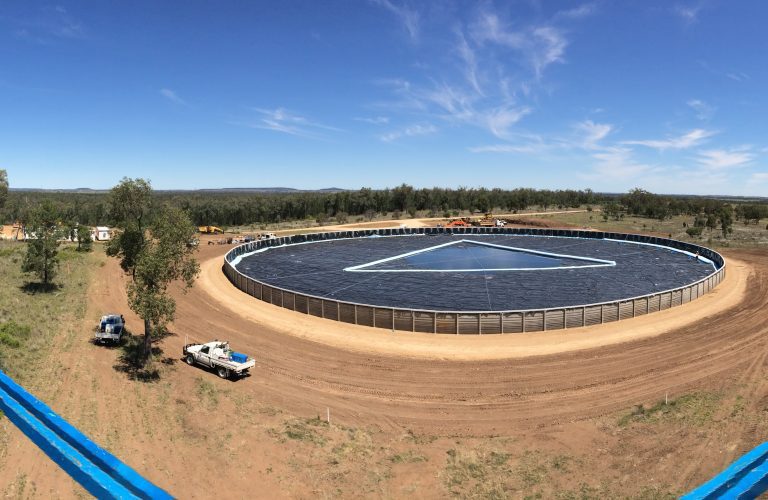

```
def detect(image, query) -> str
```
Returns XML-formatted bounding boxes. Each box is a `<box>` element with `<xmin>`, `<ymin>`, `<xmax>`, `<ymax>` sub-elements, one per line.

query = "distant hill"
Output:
<box><xmin>7</xmin><ymin>187</ymin><xmax>764</xmax><ymax>201</ymax></box>
<box><xmin>10</xmin><ymin>188</ymin><xmax>109</xmax><ymax>194</ymax></box>
<box><xmin>192</xmin><ymin>187</ymin><xmax>347</xmax><ymax>193</ymax></box>
<box><xmin>11</xmin><ymin>187</ymin><xmax>348</xmax><ymax>194</ymax></box>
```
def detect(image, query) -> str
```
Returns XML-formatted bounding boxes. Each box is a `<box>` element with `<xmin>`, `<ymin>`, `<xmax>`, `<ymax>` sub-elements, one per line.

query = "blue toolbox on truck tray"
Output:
<box><xmin>230</xmin><ymin>352</ymin><xmax>248</xmax><ymax>363</ymax></box>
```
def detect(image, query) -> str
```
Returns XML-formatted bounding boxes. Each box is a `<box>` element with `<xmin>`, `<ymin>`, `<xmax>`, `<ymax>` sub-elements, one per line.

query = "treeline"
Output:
<box><xmin>1</xmin><ymin>185</ymin><xmax>766</xmax><ymax>228</ymax></box>
<box><xmin>617</xmin><ymin>189</ymin><xmax>735</xmax><ymax>220</ymax></box>
<box><xmin>616</xmin><ymin>188</ymin><xmax>767</xmax><ymax>225</ymax></box>
<box><xmin>2</xmin><ymin>186</ymin><xmax>602</xmax><ymax>226</ymax></box>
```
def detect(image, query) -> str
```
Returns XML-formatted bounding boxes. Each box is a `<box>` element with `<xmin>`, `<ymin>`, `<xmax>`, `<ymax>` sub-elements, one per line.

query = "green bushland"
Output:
<box><xmin>3</xmin><ymin>186</ymin><xmax>765</xmax><ymax>231</ymax></box>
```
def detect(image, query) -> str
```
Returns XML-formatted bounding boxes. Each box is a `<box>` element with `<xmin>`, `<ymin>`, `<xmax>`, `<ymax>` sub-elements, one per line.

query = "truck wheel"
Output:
<box><xmin>185</xmin><ymin>354</ymin><xmax>195</xmax><ymax>366</ymax></box>
<box><xmin>217</xmin><ymin>367</ymin><xmax>229</xmax><ymax>379</ymax></box>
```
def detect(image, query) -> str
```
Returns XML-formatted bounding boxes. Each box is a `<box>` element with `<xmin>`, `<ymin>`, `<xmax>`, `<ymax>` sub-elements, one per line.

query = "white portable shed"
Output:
<box><xmin>95</xmin><ymin>227</ymin><xmax>111</xmax><ymax>241</ymax></box>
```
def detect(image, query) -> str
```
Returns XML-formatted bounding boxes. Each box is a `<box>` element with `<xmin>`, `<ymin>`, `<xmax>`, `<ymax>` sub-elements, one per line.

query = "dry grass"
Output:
<box><xmin>535</xmin><ymin>211</ymin><xmax>768</xmax><ymax>249</ymax></box>
<box><xmin>0</xmin><ymin>242</ymin><xmax>98</xmax><ymax>383</ymax></box>
<box><xmin>618</xmin><ymin>393</ymin><xmax>721</xmax><ymax>427</ymax></box>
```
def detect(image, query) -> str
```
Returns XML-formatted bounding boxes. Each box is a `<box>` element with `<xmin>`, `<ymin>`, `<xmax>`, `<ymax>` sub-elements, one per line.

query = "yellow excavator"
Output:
<box><xmin>477</xmin><ymin>213</ymin><xmax>498</xmax><ymax>227</ymax></box>
<box><xmin>198</xmin><ymin>226</ymin><xmax>224</xmax><ymax>234</ymax></box>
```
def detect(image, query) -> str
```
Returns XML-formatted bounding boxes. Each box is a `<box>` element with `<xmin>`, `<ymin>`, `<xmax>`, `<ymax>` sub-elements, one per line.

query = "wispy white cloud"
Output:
<box><xmin>469</xmin><ymin>143</ymin><xmax>544</xmax><ymax>154</ymax></box>
<box><xmin>470</xmin><ymin>120</ymin><xmax>612</xmax><ymax>155</ymax></box>
<box><xmin>370</xmin><ymin>0</ymin><xmax>419</xmax><ymax>41</ymax></box>
<box><xmin>530</xmin><ymin>27</ymin><xmax>567</xmax><ymax>78</ymax></box>
<box><xmin>696</xmin><ymin>148</ymin><xmax>754</xmax><ymax>170</ymax></box>
<box><xmin>246</xmin><ymin>108</ymin><xmax>341</xmax><ymax>138</ymax></box>
<box><xmin>624</xmin><ymin>129</ymin><xmax>716</xmax><ymax>151</ymax></box>
<box><xmin>378</xmin><ymin>78</ymin><xmax>529</xmax><ymax>139</ymax></box>
<box><xmin>471</xmin><ymin>12</ymin><xmax>524</xmax><ymax>50</ymax></box>
<box><xmin>423</xmin><ymin>83</ymin><xmax>474</xmax><ymax>119</ymax></box>
<box><xmin>160</xmin><ymin>88</ymin><xmax>187</xmax><ymax>106</ymax></box>
<box><xmin>471</xmin><ymin>13</ymin><xmax>567</xmax><ymax>78</ymax></box>
<box><xmin>575</xmin><ymin>120</ymin><xmax>613</xmax><ymax>149</ymax></box>
<box><xmin>697</xmin><ymin>60</ymin><xmax>749</xmax><ymax>83</ymax></box>
<box><xmin>49</xmin><ymin>6</ymin><xmax>84</xmax><ymax>38</ymax></box>
<box><xmin>485</xmin><ymin>107</ymin><xmax>532</xmax><ymax>140</ymax></box>
<box><xmin>726</xmin><ymin>72</ymin><xmax>750</xmax><ymax>82</ymax></box>
<box><xmin>9</xmin><ymin>5</ymin><xmax>85</xmax><ymax>43</ymax></box>
<box><xmin>687</xmin><ymin>99</ymin><xmax>715</xmax><ymax>121</ymax></box>
<box><xmin>355</xmin><ymin>116</ymin><xmax>389</xmax><ymax>125</ymax></box>
<box><xmin>555</xmin><ymin>3</ymin><xmax>597</xmax><ymax>20</ymax></box>
<box><xmin>373</xmin><ymin>3</ymin><xmax>592</xmax><ymax>143</ymax></box>
<box><xmin>674</xmin><ymin>4</ymin><xmax>702</xmax><ymax>23</ymax></box>
<box><xmin>379</xmin><ymin>123</ymin><xmax>437</xmax><ymax>142</ymax></box>
<box><xmin>589</xmin><ymin>147</ymin><xmax>657</xmax><ymax>180</ymax></box>
<box><xmin>456</xmin><ymin>31</ymin><xmax>483</xmax><ymax>95</ymax></box>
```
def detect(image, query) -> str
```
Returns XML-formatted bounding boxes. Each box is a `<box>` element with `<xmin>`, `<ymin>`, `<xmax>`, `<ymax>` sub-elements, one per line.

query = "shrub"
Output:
<box><xmin>0</xmin><ymin>321</ymin><xmax>31</xmax><ymax>348</ymax></box>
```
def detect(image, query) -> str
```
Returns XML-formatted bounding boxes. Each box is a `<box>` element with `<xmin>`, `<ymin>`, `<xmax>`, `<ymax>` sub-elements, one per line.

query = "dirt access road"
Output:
<box><xmin>2</xmin><ymin>232</ymin><xmax>767</xmax><ymax>497</ymax></box>
<box><xmin>183</xmin><ymin>243</ymin><xmax>756</xmax><ymax>434</ymax></box>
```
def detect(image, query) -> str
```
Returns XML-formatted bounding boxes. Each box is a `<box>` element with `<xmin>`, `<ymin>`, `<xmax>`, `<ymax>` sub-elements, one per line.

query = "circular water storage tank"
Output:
<box><xmin>223</xmin><ymin>227</ymin><xmax>725</xmax><ymax>334</ymax></box>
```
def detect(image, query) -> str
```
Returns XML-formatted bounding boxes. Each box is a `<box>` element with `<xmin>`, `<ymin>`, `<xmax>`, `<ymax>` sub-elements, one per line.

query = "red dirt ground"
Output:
<box><xmin>1</xmin><ymin>234</ymin><xmax>767</xmax><ymax>498</ymax></box>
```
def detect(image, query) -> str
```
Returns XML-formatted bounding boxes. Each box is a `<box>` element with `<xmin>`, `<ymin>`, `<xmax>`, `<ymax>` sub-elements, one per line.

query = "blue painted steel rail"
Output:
<box><xmin>683</xmin><ymin>442</ymin><xmax>768</xmax><ymax>499</ymax></box>
<box><xmin>0</xmin><ymin>370</ymin><xmax>173</xmax><ymax>499</ymax></box>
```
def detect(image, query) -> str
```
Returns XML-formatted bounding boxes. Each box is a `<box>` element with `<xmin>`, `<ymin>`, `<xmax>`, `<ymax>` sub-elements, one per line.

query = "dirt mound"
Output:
<box><xmin>500</xmin><ymin>216</ymin><xmax>588</xmax><ymax>229</ymax></box>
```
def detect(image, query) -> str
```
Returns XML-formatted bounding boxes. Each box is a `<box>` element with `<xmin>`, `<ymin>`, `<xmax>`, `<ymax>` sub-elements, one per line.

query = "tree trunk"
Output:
<box><xmin>143</xmin><ymin>318</ymin><xmax>152</xmax><ymax>363</ymax></box>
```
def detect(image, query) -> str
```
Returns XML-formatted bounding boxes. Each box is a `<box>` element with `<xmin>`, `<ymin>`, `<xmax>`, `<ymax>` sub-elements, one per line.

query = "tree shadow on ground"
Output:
<box><xmin>112</xmin><ymin>329</ymin><xmax>177</xmax><ymax>383</ymax></box>
<box><xmin>20</xmin><ymin>282</ymin><xmax>61</xmax><ymax>294</ymax></box>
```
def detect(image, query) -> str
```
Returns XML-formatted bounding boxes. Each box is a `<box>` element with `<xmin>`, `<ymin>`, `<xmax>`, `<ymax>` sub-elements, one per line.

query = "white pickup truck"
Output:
<box><xmin>95</xmin><ymin>314</ymin><xmax>125</xmax><ymax>345</ymax></box>
<box><xmin>183</xmin><ymin>340</ymin><xmax>255</xmax><ymax>379</ymax></box>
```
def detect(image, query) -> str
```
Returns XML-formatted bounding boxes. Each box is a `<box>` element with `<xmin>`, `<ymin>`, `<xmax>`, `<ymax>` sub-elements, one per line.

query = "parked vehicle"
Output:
<box><xmin>95</xmin><ymin>314</ymin><xmax>125</xmax><ymax>345</ymax></box>
<box><xmin>183</xmin><ymin>340</ymin><xmax>255</xmax><ymax>379</ymax></box>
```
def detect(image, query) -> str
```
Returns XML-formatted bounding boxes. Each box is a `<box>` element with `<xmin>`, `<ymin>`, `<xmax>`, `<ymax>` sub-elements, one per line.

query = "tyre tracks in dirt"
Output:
<box><xmin>145</xmin><ymin>245</ymin><xmax>768</xmax><ymax>436</ymax></box>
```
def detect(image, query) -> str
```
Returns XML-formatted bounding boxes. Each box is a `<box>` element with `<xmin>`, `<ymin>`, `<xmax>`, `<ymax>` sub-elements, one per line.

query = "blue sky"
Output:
<box><xmin>1</xmin><ymin>1</ymin><xmax>766</xmax><ymax>195</ymax></box>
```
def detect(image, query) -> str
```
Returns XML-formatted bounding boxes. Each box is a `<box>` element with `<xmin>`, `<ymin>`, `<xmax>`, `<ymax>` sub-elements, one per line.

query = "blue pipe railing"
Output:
<box><xmin>0</xmin><ymin>370</ymin><xmax>172</xmax><ymax>499</ymax></box>
<box><xmin>683</xmin><ymin>442</ymin><xmax>768</xmax><ymax>499</ymax></box>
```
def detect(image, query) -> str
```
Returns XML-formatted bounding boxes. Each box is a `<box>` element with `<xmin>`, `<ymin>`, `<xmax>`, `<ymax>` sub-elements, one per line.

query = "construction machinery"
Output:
<box><xmin>474</xmin><ymin>213</ymin><xmax>506</xmax><ymax>227</ymax></box>
<box><xmin>476</xmin><ymin>213</ymin><xmax>495</xmax><ymax>227</ymax></box>
<box><xmin>444</xmin><ymin>218</ymin><xmax>471</xmax><ymax>228</ymax></box>
<box><xmin>198</xmin><ymin>226</ymin><xmax>224</xmax><ymax>234</ymax></box>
